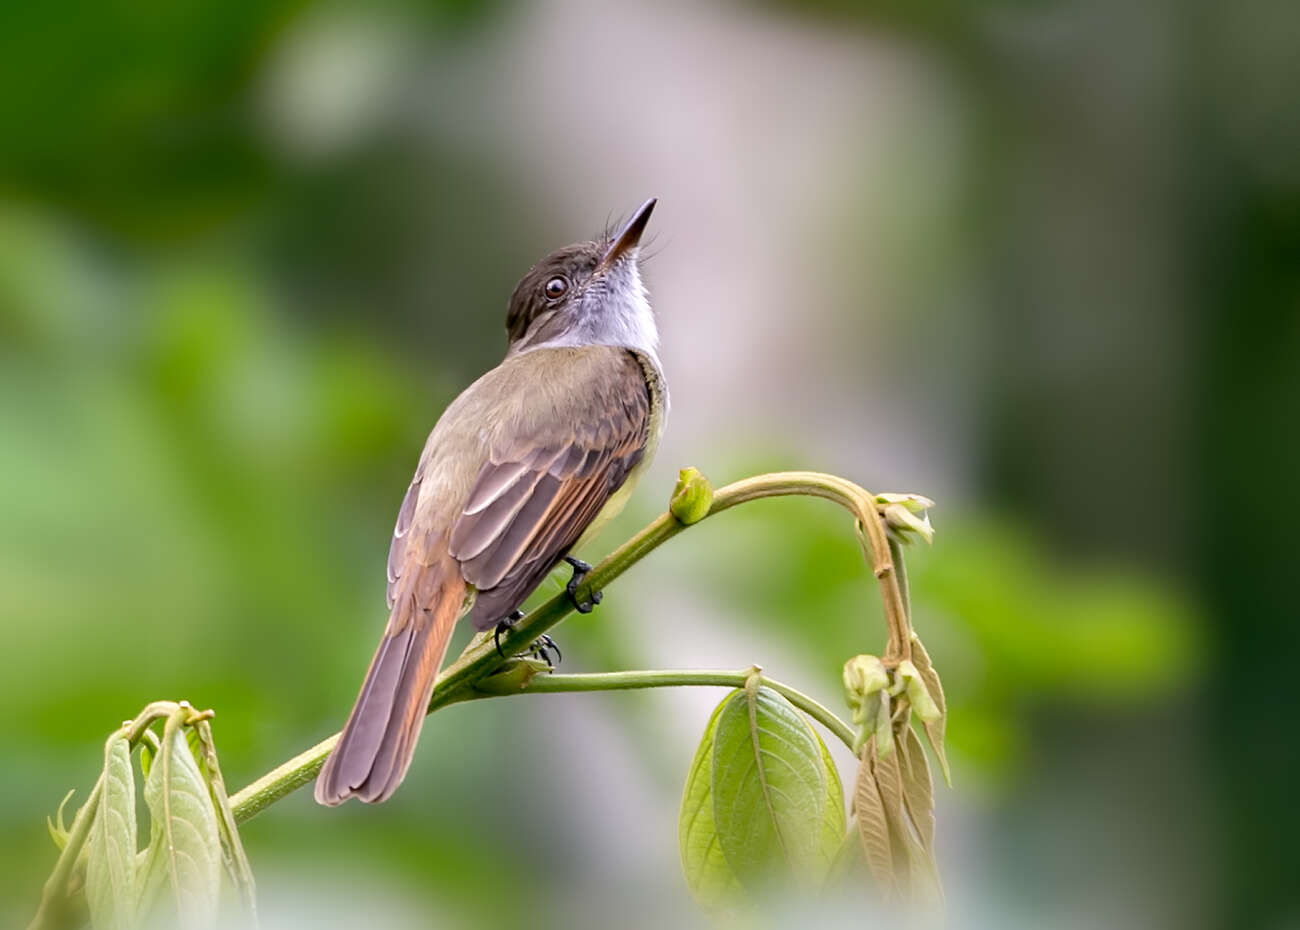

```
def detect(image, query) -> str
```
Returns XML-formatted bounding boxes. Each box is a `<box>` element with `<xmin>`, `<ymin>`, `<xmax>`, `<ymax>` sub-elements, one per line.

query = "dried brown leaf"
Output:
<box><xmin>853</xmin><ymin>737</ymin><xmax>894</xmax><ymax>894</ymax></box>
<box><xmin>898</xmin><ymin>727</ymin><xmax>936</xmax><ymax>856</ymax></box>
<box><xmin>872</xmin><ymin>730</ymin><xmax>914</xmax><ymax>896</ymax></box>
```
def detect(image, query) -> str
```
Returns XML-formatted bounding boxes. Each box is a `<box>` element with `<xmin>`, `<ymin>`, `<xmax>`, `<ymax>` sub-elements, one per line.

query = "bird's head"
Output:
<box><xmin>505</xmin><ymin>198</ymin><xmax>658</xmax><ymax>361</ymax></box>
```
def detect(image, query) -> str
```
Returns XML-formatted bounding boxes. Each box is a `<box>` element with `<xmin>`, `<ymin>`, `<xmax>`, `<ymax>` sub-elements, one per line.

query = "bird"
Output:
<box><xmin>315</xmin><ymin>198</ymin><xmax>667</xmax><ymax>805</ymax></box>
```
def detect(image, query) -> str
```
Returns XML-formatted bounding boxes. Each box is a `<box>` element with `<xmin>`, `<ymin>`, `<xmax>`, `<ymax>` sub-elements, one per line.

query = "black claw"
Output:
<box><xmin>564</xmin><ymin>556</ymin><xmax>593</xmax><ymax>574</ymax></box>
<box><xmin>493</xmin><ymin>619</ymin><xmax>512</xmax><ymax>658</ymax></box>
<box><xmin>563</xmin><ymin>555</ymin><xmax>602</xmax><ymax>614</ymax></box>
<box><xmin>526</xmin><ymin>634</ymin><xmax>562</xmax><ymax>668</ymax></box>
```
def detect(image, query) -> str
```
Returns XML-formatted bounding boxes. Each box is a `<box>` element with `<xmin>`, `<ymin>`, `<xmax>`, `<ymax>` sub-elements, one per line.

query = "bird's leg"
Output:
<box><xmin>493</xmin><ymin>609</ymin><xmax>526</xmax><ymax>658</ymax></box>
<box><xmin>526</xmin><ymin>634</ymin><xmax>563</xmax><ymax>668</ymax></box>
<box><xmin>493</xmin><ymin>611</ymin><xmax>561</xmax><ymax>666</ymax></box>
<box><xmin>563</xmin><ymin>555</ymin><xmax>603</xmax><ymax>614</ymax></box>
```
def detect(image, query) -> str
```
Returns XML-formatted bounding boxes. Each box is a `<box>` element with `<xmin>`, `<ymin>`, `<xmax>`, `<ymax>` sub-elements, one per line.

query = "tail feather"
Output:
<box><xmin>316</xmin><ymin>553</ymin><xmax>464</xmax><ymax>805</ymax></box>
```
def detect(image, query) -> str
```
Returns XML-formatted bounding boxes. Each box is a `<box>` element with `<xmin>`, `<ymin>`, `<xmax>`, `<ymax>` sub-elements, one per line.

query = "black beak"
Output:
<box><xmin>597</xmin><ymin>198</ymin><xmax>656</xmax><ymax>273</ymax></box>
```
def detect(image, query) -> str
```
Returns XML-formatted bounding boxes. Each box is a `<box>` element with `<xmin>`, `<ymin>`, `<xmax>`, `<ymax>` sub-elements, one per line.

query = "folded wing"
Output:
<box><xmin>448</xmin><ymin>350</ymin><xmax>651</xmax><ymax>630</ymax></box>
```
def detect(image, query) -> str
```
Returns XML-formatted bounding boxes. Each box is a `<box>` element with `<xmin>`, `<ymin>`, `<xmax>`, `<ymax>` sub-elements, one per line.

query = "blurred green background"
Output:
<box><xmin>2</xmin><ymin>0</ymin><xmax>1296</xmax><ymax>927</ymax></box>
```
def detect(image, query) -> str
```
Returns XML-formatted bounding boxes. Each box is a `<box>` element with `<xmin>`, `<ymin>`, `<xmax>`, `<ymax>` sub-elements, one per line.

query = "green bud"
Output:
<box><xmin>843</xmin><ymin>654</ymin><xmax>889</xmax><ymax>745</ymax></box>
<box><xmin>898</xmin><ymin>659</ymin><xmax>942</xmax><ymax>722</ymax></box>
<box><xmin>843</xmin><ymin>655</ymin><xmax>889</xmax><ymax>704</ymax></box>
<box><xmin>875</xmin><ymin>492</ymin><xmax>935</xmax><ymax>513</ymax></box>
<box><xmin>670</xmin><ymin>467</ymin><xmax>714</xmax><ymax>525</ymax></box>
<box><xmin>883</xmin><ymin>502</ymin><xmax>935</xmax><ymax>546</ymax></box>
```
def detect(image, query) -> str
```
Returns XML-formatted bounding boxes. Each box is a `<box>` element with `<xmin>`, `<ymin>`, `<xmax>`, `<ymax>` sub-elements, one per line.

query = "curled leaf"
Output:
<box><xmin>897</xmin><ymin>660</ymin><xmax>941</xmax><ymax>723</ymax></box>
<box><xmin>143</xmin><ymin>719</ymin><xmax>222</xmax><ymax>929</ymax></box>
<box><xmin>46</xmin><ymin>789</ymin><xmax>76</xmax><ymax>851</ymax></box>
<box><xmin>909</xmin><ymin>635</ymin><xmax>951</xmax><ymax>786</ymax></box>
<box><xmin>86</xmin><ymin>733</ymin><xmax>137</xmax><ymax>930</ymax></box>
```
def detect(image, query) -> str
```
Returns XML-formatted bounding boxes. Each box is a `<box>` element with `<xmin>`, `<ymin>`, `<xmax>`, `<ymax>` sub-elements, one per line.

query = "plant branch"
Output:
<box><xmin>467</xmin><ymin>666</ymin><xmax>858</xmax><ymax>752</ymax></box>
<box><xmin>229</xmin><ymin>471</ymin><xmax>913</xmax><ymax>824</ymax></box>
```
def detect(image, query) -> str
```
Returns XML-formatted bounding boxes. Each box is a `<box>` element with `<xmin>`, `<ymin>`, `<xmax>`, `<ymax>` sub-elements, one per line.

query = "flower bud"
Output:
<box><xmin>876</xmin><ymin>493</ymin><xmax>936</xmax><ymax>544</ymax></box>
<box><xmin>670</xmin><ymin>467</ymin><xmax>714</xmax><ymax>525</ymax></box>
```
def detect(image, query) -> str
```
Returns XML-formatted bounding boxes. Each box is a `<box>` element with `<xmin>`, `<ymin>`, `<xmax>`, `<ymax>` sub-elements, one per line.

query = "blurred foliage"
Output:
<box><xmin>0</xmin><ymin>0</ymin><xmax>497</xmax><ymax>239</ymax></box>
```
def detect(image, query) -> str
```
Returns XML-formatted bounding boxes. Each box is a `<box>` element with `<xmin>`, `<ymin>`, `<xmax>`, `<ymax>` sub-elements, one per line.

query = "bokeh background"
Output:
<box><xmin>2</xmin><ymin>0</ymin><xmax>1297</xmax><ymax>927</ymax></box>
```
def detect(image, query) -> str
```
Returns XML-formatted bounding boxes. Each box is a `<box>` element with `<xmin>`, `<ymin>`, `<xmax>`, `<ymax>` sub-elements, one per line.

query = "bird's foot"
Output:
<box><xmin>493</xmin><ymin>609</ymin><xmax>526</xmax><ymax>657</ymax></box>
<box><xmin>526</xmin><ymin>634</ymin><xmax>563</xmax><ymax>669</ymax></box>
<box><xmin>563</xmin><ymin>556</ymin><xmax>603</xmax><ymax>614</ymax></box>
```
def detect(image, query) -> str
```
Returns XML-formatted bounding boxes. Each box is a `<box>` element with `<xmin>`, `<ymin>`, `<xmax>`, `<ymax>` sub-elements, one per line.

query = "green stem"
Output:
<box><xmin>470</xmin><ymin>667</ymin><xmax>857</xmax><ymax>752</ymax></box>
<box><xmin>888</xmin><ymin>534</ymin><xmax>912</xmax><ymax>636</ymax></box>
<box><xmin>230</xmin><ymin>471</ymin><xmax>909</xmax><ymax>824</ymax></box>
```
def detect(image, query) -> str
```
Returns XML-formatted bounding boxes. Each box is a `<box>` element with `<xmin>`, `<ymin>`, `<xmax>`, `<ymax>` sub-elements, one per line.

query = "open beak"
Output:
<box><xmin>597</xmin><ymin>197</ymin><xmax>656</xmax><ymax>273</ymax></box>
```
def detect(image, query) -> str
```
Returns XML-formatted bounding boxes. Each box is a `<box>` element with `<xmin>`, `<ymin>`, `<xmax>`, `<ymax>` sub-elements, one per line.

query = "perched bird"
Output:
<box><xmin>315</xmin><ymin>199</ymin><xmax>667</xmax><ymax>805</ymax></box>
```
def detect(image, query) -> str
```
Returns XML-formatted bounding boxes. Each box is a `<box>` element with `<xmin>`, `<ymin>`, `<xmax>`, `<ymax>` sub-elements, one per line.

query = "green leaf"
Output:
<box><xmin>815</xmin><ymin>730</ymin><xmax>846</xmax><ymax>876</ymax></box>
<box><xmin>679</xmin><ymin>698</ymin><xmax>745</xmax><ymax>910</ymax></box>
<box><xmin>679</xmin><ymin>685</ymin><xmax>844</xmax><ymax>909</ymax></box>
<box><xmin>142</xmin><ymin>721</ymin><xmax>222</xmax><ymax>929</ymax></box>
<box><xmin>46</xmin><ymin>789</ymin><xmax>76</xmax><ymax>851</ymax></box>
<box><xmin>139</xmin><ymin>734</ymin><xmax>156</xmax><ymax>779</ymax></box>
<box><xmin>710</xmin><ymin>685</ymin><xmax>828</xmax><ymax>889</ymax></box>
<box><xmin>135</xmin><ymin>833</ymin><xmax>169</xmax><ymax>918</ymax></box>
<box><xmin>909</xmin><ymin>634</ymin><xmax>951</xmax><ymax>786</ymax></box>
<box><xmin>85</xmin><ymin>733</ymin><xmax>138</xmax><ymax>930</ymax></box>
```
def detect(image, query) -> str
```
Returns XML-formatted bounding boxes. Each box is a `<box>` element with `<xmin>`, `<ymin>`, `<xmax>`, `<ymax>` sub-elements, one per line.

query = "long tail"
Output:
<box><xmin>315</xmin><ymin>549</ymin><xmax>465</xmax><ymax>805</ymax></box>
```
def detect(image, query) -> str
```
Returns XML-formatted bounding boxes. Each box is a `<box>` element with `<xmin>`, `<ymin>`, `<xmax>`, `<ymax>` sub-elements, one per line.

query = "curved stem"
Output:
<box><xmin>468</xmin><ymin>668</ymin><xmax>858</xmax><ymax>752</ymax></box>
<box><xmin>230</xmin><ymin>471</ymin><xmax>909</xmax><ymax>823</ymax></box>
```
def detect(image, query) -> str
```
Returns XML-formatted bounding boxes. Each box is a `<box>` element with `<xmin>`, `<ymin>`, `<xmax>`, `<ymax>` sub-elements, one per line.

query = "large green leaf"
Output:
<box><xmin>142</xmin><ymin>723</ymin><xmax>222</xmax><ymax>929</ymax></box>
<box><xmin>816</xmin><ymin>730</ymin><xmax>847</xmax><ymax>873</ymax></box>
<box><xmin>678</xmin><ymin>699</ymin><xmax>745</xmax><ymax>909</ymax></box>
<box><xmin>710</xmin><ymin>685</ymin><xmax>830</xmax><ymax>889</ymax></box>
<box><xmin>679</xmin><ymin>686</ymin><xmax>846</xmax><ymax>908</ymax></box>
<box><xmin>85</xmin><ymin>733</ymin><xmax>137</xmax><ymax>930</ymax></box>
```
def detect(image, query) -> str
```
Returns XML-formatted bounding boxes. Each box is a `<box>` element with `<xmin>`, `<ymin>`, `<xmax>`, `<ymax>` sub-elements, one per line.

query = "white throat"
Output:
<box><xmin>516</xmin><ymin>258</ymin><xmax>661</xmax><ymax>369</ymax></box>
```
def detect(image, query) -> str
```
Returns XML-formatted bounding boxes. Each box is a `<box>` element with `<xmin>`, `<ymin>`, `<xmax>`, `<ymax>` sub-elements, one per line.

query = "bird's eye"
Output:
<box><xmin>544</xmin><ymin>276</ymin><xmax>569</xmax><ymax>299</ymax></box>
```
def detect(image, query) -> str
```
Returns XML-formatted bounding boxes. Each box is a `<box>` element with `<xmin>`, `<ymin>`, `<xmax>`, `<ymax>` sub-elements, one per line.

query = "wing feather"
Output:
<box><xmin>449</xmin><ymin>351</ymin><xmax>650</xmax><ymax>630</ymax></box>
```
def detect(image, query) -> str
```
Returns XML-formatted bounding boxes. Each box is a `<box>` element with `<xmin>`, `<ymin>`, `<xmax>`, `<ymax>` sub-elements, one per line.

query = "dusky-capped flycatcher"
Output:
<box><xmin>315</xmin><ymin>198</ymin><xmax>666</xmax><ymax>805</ymax></box>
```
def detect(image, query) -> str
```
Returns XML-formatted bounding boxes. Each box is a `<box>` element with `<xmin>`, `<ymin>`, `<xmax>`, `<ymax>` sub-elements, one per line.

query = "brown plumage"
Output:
<box><xmin>316</xmin><ymin>200</ymin><xmax>664</xmax><ymax>806</ymax></box>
